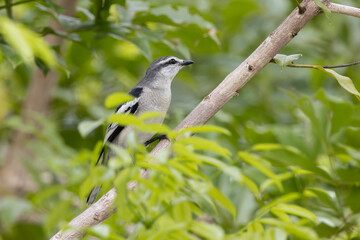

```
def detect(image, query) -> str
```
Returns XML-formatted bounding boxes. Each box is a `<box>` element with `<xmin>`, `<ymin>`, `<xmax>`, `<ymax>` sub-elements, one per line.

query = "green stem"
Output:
<box><xmin>287</xmin><ymin>61</ymin><xmax>360</xmax><ymax>69</ymax></box>
<box><xmin>4</xmin><ymin>0</ymin><xmax>12</xmax><ymax>18</ymax></box>
<box><xmin>0</xmin><ymin>0</ymin><xmax>35</xmax><ymax>11</ymax></box>
<box><xmin>294</xmin><ymin>0</ymin><xmax>305</xmax><ymax>14</ymax></box>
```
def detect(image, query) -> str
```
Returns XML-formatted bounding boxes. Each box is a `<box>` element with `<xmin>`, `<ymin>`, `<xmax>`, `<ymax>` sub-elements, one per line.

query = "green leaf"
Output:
<box><xmin>273</xmin><ymin>54</ymin><xmax>302</xmax><ymax>70</ymax></box>
<box><xmin>172</xmin><ymin>201</ymin><xmax>192</xmax><ymax>222</ymax></box>
<box><xmin>242</xmin><ymin>175</ymin><xmax>260</xmax><ymax>198</ymax></box>
<box><xmin>139</xmin><ymin>111</ymin><xmax>166</xmax><ymax>121</ymax></box>
<box><xmin>189</xmin><ymin>221</ymin><xmax>224</xmax><ymax>240</ymax></box>
<box><xmin>105</xmin><ymin>92</ymin><xmax>134</xmax><ymax>109</ymax></box>
<box><xmin>0</xmin><ymin>16</ymin><xmax>57</xmax><ymax>67</ymax></box>
<box><xmin>109</xmin><ymin>113</ymin><xmax>142</xmax><ymax>126</ymax></box>
<box><xmin>314</xmin><ymin>0</ymin><xmax>331</xmax><ymax>20</ymax></box>
<box><xmin>261</xmin><ymin>172</ymin><xmax>293</xmax><ymax>192</ymax></box>
<box><xmin>78</xmin><ymin>119</ymin><xmax>104</xmax><ymax>138</ymax></box>
<box><xmin>0</xmin><ymin>43</ymin><xmax>22</xmax><ymax>68</ymax></box>
<box><xmin>169</xmin><ymin>160</ymin><xmax>206</xmax><ymax>180</ymax></box>
<box><xmin>272</xmin><ymin>204</ymin><xmax>318</xmax><ymax>223</ymax></box>
<box><xmin>238</xmin><ymin>151</ymin><xmax>283</xmax><ymax>191</ymax></box>
<box><xmin>196</xmin><ymin>156</ymin><xmax>242</xmax><ymax>182</ymax></box>
<box><xmin>128</xmin><ymin>38</ymin><xmax>152</xmax><ymax>61</ymax></box>
<box><xmin>256</xmin><ymin>193</ymin><xmax>301</xmax><ymax>218</ymax></box>
<box><xmin>35</xmin><ymin>57</ymin><xmax>50</xmax><ymax>76</ymax></box>
<box><xmin>208</xmin><ymin>185</ymin><xmax>236</xmax><ymax>218</ymax></box>
<box><xmin>337</xmin><ymin>167</ymin><xmax>360</xmax><ymax>185</ymax></box>
<box><xmin>322</xmin><ymin>68</ymin><xmax>360</xmax><ymax>101</ymax></box>
<box><xmin>260</xmin><ymin>218</ymin><xmax>318</xmax><ymax>240</ymax></box>
<box><xmin>178</xmin><ymin>137</ymin><xmax>231</xmax><ymax>158</ymax></box>
<box><xmin>170</xmin><ymin>125</ymin><xmax>230</xmax><ymax>139</ymax></box>
<box><xmin>150</xmin><ymin>5</ymin><xmax>214</xmax><ymax>29</ymax></box>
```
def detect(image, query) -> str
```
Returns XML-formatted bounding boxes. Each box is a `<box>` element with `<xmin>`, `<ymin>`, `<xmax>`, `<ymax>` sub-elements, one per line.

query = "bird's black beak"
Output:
<box><xmin>181</xmin><ymin>60</ymin><xmax>194</xmax><ymax>66</ymax></box>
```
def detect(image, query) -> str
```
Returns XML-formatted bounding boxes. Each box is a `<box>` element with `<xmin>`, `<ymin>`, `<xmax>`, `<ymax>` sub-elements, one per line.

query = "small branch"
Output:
<box><xmin>51</xmin><ymin>189</ymin><xmax>117</xmax><ymax>240</ymax></box>
<box><xmin>287</xmin><ymin>61</ymin><xmax>360</xmax><ymax>69</ymax></box>
<box><xmin>4</xmin><ymin>0</ymin><xmax>12</xmax><ymax>18</ymax></box>
<box><xmin>328</xmin><ymin>2</ymin><xmax>360</xmax><ymax>18</ymax></box>
<box><xmin>0</xmin><ymin>0</ymin><xmax>35</xmax><ymax>10</ymax></box>
<box><xmin>294</xmin><ymin>0</ymin><xmax>305</xmax><ymax>14</ymax></box>
<box><xmin>322</xmin><ymin>61</ymin><xmax>360</xmax><ymax>68</ymax></box>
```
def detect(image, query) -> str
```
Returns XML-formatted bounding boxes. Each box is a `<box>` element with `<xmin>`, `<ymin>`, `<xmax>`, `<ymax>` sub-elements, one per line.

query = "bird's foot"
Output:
<box><xmin>144</xmin><ymin>134</ymin><xmax>168</xmax><ymax>146</ymax></box>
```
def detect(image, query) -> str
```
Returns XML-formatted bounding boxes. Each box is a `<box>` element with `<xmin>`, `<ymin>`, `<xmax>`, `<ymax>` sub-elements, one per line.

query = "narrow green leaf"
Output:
<box><xmin>197</xmin><ymin>156</ymin><xmax>242</xmax><ymax>182</ymax></box>
<box><xmin>170</xmin><ymin>125</ymin><xmax>230</xmax><ymax>139</ymax></box>
<box><xmin>109</xmin><ymin>113</ymin><xmax>142</xmax><ymax>126</ymax></box>
<box><xmin>150</xmin><ymin>5</ymin><xmax>214</xmax><ymax>29</ymax></box>
<box><xmin>78</xmin><ymin>119</ymin><xmax>104</xmax><ymax>138</ymax></box>
<box><xmin>314</xmin><ymin>0</ymin><xmax>331</xmax><ymax>19</ymax></box>
<box><xmin>139</xmin><ymin>111</ymin><xmax>166</xmax><ymax>121</ymax></box>
<box><xmin>238</xmin><ymin>151</ymin><xmax>283</xmax><ymax>191</ymax></box>
<box><xmin>105</xmin><ymin>92</ymin><xmax>133</xmax><ymax>108</ymax></box>
<box><xmin>169</xmin><ymin>161</ymin><xmax>205</xmax><ymax>180</ymax></box>
<box><xmin>242</xmin><ymin>175</ymin><xmax>260</xmax><ymax>198</ymax></box>
<box><xmin>252</xmin><ymin>143</ymin><xmax>305</xmax><ymax>156</ymax></box>
<box><xmin>272</xmin><ymin>204</ymin><xmax>318</xmax><ymax>223</ymax></box>
<box><xmin>304</xmin><ymin>187</ymin><xmax>337</xmax><ymax>210</ymax></box>
<box><xmin>271</xmin><ymin>210</ymin><xmax>291</xmax><ymax>223</ymax></box>
<box><xmin>178</xmin><ymin>137</ymin><xmax>231</xmax><ymax>158</ymax></box>
<box><xmin>0</xmin><ymin>44</ymin><xmax>22</xmax><ymax>68</ymax></box>
<box><xmin>189</xmin><ymin>221</ymin><xmax>224</xmax><ymax>240</ymax></box>
<box><xmin>208</xmin><ymin>185</ymin><xmax>236</xmax><ymax>218</ymax></box>
<box><xmin>260</xmin><ymin>172</ymin><xmax>293</xmax><ymax>192</ymax></box>
<box><xmin>172</xmin><ymin>201</ymin><xmax>192</xmax><ymax>222</ymax></box>
<box><xmin>256</xmin><ymin>193</ymin><xmax>301</xmax><ymax>218</ymax></box>
<box><xmin>0</xmin><ymin>16</ymin><xmax>57</xmax><ymax>67</ymax></box>
<box><xmin>260</xmin><ymin>218</ymin><xmax>318</xmax><ymax>240</ymax></box>
<box><xmin>137</xmin><ymin>123</ymin><xmax>171</xmax><ymax>134</ymax></box>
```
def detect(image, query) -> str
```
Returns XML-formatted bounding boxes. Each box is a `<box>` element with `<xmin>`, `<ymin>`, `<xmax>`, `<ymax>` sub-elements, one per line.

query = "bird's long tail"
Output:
<box><xmin>87</xmin><ymin>186</ymin><xmax>102</xmax><ymax>204</ymax></box>
<box><xmin>87</xmin><ymin>147</ymin><xmax>106</xmax><ymax>204</ymax></box>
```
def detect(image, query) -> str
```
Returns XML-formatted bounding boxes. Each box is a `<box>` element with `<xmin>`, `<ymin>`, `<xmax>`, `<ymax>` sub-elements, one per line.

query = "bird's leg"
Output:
<box><xmin>144</xmin><ymin>134</ymin><xmax>168</xmax><ymax>146</ymax></box>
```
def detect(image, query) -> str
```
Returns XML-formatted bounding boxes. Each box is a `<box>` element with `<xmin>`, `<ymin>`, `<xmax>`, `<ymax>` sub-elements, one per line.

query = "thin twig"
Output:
<box><xmin>294</xmin><ymin>0</ymin><xmax>305</xmax><ymax>14</ymax></box>
<box><xmin>322</xmin><ymin>61</ymin><xmax>360</xmax><ymax>68</ymax></box>
<box><xmin>328</xmin><ymin>2</ymin><xmax>360</xmax><ymax>18</ymax></box>
<box><xmin>0</xmin><ymin>0</ymin><xmax>35</xmax><ymax>10</ymax></box>
<box><xmin>287</xmin><ymin>61</ymin><xmax>360</xmax><ymax>69</ymax></box>
<box><xmin>4</xmin><ymin>0</ymin><xmax>12</xmax><ymax>18</ymax></box>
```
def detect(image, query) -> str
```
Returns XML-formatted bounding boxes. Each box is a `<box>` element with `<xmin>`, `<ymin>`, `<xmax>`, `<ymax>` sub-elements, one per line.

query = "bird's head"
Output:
<box><xmin>144</xmin><ymin>56</ymin><xmax>194</xmax><ymax>85</ymax></box>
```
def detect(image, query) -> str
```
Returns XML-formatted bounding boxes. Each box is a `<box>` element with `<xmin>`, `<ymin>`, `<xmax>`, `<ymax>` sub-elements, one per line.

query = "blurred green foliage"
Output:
<box><xmin>0</xmin><ymin>0</ymin><xmax>360</xmax><ymax>239</ymax></box>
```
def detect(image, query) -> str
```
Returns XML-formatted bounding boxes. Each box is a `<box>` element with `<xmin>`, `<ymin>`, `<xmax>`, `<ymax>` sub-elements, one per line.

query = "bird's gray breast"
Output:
<box><xmin>113</xmin><ymin>86</ymin><xmax>171</xmax><ymax>147</ymax></box>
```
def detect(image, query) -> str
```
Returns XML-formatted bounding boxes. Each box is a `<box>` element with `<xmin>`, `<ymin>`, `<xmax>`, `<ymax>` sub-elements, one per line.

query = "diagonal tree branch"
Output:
<box><xmin>51</xmin><ymin>0</ymin><xmax>360</xmax><ymax>239</ymax></box>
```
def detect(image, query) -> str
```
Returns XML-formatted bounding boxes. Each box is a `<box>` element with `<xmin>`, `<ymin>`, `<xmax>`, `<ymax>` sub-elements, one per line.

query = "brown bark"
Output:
<box><xmin>0</xmin><ymin>0</ymin><xmax>76</xmax><ymax>197</ymax></box>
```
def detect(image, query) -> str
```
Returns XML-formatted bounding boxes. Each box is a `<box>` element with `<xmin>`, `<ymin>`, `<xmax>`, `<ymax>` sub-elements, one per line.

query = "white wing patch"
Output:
<box><xmin>103</xmin><ymin>97</ymin><xmax>139</xmax><ymax>143</ymax></box>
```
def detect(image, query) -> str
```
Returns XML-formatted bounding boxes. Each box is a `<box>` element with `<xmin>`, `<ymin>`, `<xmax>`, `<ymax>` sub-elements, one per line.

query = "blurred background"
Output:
<box><xmin>0</xmin><ymin>0</ymin><xmax>360</xmax><ymax>239</ymax></box>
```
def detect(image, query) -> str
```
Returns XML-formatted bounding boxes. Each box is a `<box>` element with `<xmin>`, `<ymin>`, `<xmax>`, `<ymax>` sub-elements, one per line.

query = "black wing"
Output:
<box><xmin>87</xmin><ymin>87</ymin><xmax>143</xmax><ymax>204</ymax></box>
<box><xmin>96</xmin><ymin>87</ymin><xmax>143</xmax><ymax>165</ymax></box>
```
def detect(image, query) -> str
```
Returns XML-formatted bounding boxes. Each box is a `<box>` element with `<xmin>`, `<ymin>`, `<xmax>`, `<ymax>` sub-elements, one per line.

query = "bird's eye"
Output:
<box><xmin>168</xmin><ymin>59</ymin><xmax>177</xmax><ymax>64</ymax></box>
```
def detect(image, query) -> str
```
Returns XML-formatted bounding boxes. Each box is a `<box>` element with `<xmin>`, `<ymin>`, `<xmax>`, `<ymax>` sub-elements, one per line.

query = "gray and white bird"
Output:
<box><xmin>87</xmin><ymin>56</ymin><xmax>194</xmax><ymax>204</ymax></box>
